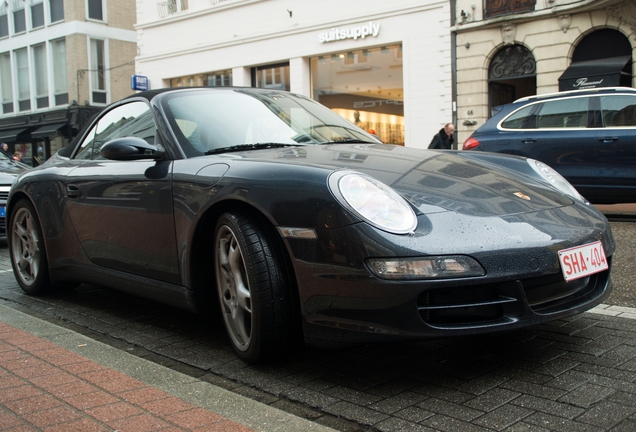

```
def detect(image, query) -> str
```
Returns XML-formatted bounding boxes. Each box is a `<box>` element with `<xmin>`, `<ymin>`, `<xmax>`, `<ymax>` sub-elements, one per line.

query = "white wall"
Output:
<box><xmin>135</xmin><ymin>0</ymin><xmax>452</xmax><ymax>148</ymax></box>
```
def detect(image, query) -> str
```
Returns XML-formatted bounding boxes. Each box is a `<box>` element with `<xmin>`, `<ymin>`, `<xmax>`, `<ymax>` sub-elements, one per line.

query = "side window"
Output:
<box><xmin>501</xmin><ymin>104</ymin><xmax>539</xmax><ymax>129</ymax></box>
<box><xmin>601</xmin><ymin>95</ymin><xmax>636</xmax><ymax>127</ymax></box>
<box><xmin>536</xmin><ymin>97</ymin><xmax>589</xmax><ymax>129</ymax></box>
<box><xmin>73</xmin><ymin>101</ymin><xmax>156</xmax><ymax>160</ymax></box>
<box><xmin>74</xmin><ymin>125</ymin><xmax>98</xmax><ymax>160</ymax></box>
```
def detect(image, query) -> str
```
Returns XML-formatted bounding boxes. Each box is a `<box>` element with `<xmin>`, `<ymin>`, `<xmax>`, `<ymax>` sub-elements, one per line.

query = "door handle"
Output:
<box><xmin>521</xmin><ymin>138</ymin><xmax>537</xmax><ymax>144</ymax></box>
<box><xmin>66</xmin><ymin>185</ymin><xmax>80</xmax><ymax>198</ymax></box>
<box><xmin>599</xmin><ymin>137</ymin><xmax>618</xmax><ymax>143</ymax></box>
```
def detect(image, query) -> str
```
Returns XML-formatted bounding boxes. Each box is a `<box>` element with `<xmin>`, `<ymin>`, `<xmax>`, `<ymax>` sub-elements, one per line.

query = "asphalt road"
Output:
<box><xmin>1</xmin><ymin>216</ymin><xmax>636</xmax><ymax>431</ymax></box>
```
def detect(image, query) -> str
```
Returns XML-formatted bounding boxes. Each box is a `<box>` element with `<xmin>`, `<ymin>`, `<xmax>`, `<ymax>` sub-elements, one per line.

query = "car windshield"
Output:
<box><xmin>159</xmin><ymin>89</ymin><xmax>381</xmax><ymax>157</ymax></box>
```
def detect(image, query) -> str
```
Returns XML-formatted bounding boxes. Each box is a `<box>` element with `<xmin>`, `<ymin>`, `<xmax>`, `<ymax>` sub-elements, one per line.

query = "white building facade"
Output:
<box><xmin>135</xmin><ymin>0</ymin><xmax>454</xmax><ymax>148</ymax></box>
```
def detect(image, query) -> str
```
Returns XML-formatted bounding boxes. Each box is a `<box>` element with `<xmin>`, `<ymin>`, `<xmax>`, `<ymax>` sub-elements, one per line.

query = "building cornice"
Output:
<box><xmin>452</xmin><ymin>0</ymin><xmax>623</xmax><ymax>33</ymax></box>
<box><xmin>136</xmin><ymin>3</ymin><xmax>445</xmax><ymax>63</ymax></box>
<box><xmin>0</xmin><ymin>20</ymin><xmax>136</xmax><ymax>52</ymax></box>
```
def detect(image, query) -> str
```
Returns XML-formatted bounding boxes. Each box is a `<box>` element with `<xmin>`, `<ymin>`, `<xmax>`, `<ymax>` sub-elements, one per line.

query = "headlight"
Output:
<box><xmin>367</xmin><ymin>256</ymin><xmax>485</xmax><ymax>280</ymax></box>
<box><xmin>528</xmin><ymin>159</ymin><xmax>586</xmax><ymax>202</ymax></box>
<box><xmin>329</xmin><ymin>171</ymin><xmax>417</xmax><ymax>234</ymax></box>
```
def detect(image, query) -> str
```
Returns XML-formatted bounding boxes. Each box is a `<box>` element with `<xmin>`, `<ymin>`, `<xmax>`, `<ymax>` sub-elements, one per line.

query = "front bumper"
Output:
<box><xmin>286</xmin><ymin>204</ymin><xmax>614</xmax><ymax>347</ymax></box>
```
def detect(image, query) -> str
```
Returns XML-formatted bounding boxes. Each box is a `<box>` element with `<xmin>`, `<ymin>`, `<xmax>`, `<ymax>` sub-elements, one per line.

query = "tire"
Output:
<box><xmin>9</xmin><ymin>199</ymin><xmax>54</xmax><ymax>295</ymax></box>
<box><xmin>214</xmin><ymin>211</ymin><xmax>295</xmax><ymax>363</ymax></box>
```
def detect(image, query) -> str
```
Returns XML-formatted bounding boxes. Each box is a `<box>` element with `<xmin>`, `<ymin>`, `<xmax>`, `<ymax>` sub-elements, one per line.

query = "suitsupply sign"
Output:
<box><xmin>319</xmin><ymin>22</ymin><xmax>381</xmax><ymax>43</ymax></box>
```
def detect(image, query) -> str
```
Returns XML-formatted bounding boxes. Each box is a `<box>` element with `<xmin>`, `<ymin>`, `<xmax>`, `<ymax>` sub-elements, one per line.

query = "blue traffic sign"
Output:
<box><xmin>131</xmin><ymin>75</ymin><xmax>149</xmax><ymax>91</ymax></box>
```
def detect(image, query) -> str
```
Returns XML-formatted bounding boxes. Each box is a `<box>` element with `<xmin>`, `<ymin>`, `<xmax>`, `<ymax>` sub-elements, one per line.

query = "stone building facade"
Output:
<box><xmin>0</xmin><ymin>0</ymin><xmax>137</xmax><ymax>163</ymax></box>
<box><xmin>453</xmin><ymin>0</ymin><xmax>636</xmax><ymax>146</ymax></box>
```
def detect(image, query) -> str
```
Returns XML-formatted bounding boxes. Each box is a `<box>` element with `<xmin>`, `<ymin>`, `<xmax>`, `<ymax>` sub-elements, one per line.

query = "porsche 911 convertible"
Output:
<box><xmin>7</xmin><ymin>88</ymin><xmax>614</xmax><ymax>363</ymax></box>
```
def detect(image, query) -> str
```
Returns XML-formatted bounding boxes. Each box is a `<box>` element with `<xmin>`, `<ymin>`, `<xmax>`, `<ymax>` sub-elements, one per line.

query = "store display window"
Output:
<box><xmin>170</xmin><ymin>70</ymin><xmax>233</xmax><ymax>88</ymax></box>
<box><xmin>253</xmin><ymin>63</ymin><xmax>290</xmax><ymax>92</ymax></box>
<box><xmin>311</xmin><ymin>44</ymin><xmax>404</xmax><ymax>145</ymax></box>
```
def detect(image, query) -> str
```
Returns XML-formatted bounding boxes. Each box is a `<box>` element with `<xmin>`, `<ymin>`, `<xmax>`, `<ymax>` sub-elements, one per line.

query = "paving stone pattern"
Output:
<box><xmin>0</xmin><ymin>321</ymin><xmax>252</xmax><ymax>431</ymax></box>
<box><xmin>1</xmin><ymin>245</ymin><xmax>636</xmax><ymax>431</ymax></box>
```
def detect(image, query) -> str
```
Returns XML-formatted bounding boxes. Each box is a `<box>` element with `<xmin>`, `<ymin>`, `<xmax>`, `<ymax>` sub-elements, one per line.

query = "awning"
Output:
<box><xmin>558</xmin><ymin>56</ymin><xmax>631</xmax><ymax>91</ymax></box>
<box><xmin>0</xmin><ymin>128</ymin><xmax>29</xmax><ymax>143</ymax></box>
<box><xmin>30</xmin><ymin>123</ymin><xmax>67</xmax><ymax>139</ymax></box>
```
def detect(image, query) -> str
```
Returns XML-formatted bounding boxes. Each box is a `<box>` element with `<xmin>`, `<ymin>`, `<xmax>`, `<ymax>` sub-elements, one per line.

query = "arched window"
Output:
<box><xmin>558</xmin><ymin>29</ymin><xmax>632</xmax><ymax>91</ymax></box>
<box><xmin>573</xmin><ymin>29</ymin><xmax>631</xmax><ymax>63</ymax></box>
<box><xmin>488</xmin><ymin>44</ymin><xmax>537</xmax><ymax>116</ymax></box>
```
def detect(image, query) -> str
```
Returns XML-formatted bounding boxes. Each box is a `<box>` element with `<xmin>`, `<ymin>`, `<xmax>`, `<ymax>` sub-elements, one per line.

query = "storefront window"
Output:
<box><xmin>253</xmin><ymin>63</ymin><xmax>290</xmax><ymax>91</ymax></box>
<box><xmin>170</xmin><ymin>70</ymin><xmax>233</xmax><ymax>88</ymax></box>
<box><xmin>311</xmin><ymin>44</ymin><xmax>404</xmax><ymax>145</ymax></box>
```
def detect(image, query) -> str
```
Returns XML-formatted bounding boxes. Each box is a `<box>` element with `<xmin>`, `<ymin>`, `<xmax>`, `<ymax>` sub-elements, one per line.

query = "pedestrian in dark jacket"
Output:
<box><xmin>428</xmin><ymin>123</ymin><xmax>455</xmax><ymax>149</ymax></box>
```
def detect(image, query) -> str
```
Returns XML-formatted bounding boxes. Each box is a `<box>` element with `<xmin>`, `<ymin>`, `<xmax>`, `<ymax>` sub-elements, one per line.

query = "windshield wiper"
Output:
<box><xmin>321</xmin><ymin>138</ymin><xmax>377</xmax><ymax>144</ymax></box>
<box><xmin>205</xmin><ymin>143</ymin><xmax>300</xmax><ymax>155</ymax></box>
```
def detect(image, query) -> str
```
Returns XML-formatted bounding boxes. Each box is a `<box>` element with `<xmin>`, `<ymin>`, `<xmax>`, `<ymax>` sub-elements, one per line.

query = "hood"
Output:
<box><xmin>222</xmin><ymin>143</ymin><xmax>573</xmax><ymax>218</ymax></box>
<box><xmin>0</xmin><ymin>158</ymin><xmax>29</xmax><ymax>175</ymax></box>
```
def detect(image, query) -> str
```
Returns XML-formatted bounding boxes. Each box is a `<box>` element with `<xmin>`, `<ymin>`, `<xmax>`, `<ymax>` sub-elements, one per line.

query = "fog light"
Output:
<box><xmin>366</xmin><ymin>256</ymin><xmax>485</xmax><ymax>280</ymax></box>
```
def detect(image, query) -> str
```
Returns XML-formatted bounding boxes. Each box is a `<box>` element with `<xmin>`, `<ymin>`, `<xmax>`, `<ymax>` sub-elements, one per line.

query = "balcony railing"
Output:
<box><xmin>485</xmin><ymin>0</ymin><xmax>536</xmax><ymax>19</ymax></box>
<box><xmin>157</xmin><ymin>0</ymin><xmax>188</xmax><ymax>18</ymax></box>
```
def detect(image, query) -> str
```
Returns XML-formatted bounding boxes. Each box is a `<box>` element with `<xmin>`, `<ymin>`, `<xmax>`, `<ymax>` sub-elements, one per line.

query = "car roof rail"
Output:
<box><xmin>514</xmin><ymin>86</ymin><xmax>636</xmax><ymax>103</ymax></box>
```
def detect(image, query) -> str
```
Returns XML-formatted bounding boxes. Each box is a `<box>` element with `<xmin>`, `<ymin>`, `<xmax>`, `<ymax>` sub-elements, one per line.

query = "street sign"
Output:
<box><xmin>131</xmin><ymin>75</ymin><xmax>149</xmax><ymax>91</ymax></box>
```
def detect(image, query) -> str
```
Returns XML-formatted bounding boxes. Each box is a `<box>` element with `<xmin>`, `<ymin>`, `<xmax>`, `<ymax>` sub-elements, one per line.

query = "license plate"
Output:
<box><xmin>0</xmin><ymin>206</ymin><xmax>4</xmax><ymax>218</ymax></box>
<box><xmin>558</xmin><ymin>241</ymin><xmax>608</xmax><ymax>282</ymax></box>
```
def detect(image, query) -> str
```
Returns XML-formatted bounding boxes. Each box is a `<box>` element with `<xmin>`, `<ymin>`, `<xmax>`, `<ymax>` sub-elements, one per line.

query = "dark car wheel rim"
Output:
<box><xmin>11</xmin><ymin>207</ymin><xmax>41</xmax><ymax>286</ymax></box>
<box><xmin>216</xmin><ymin>224</ymin><xmax>252</xmax><ymax>351</ymax></box>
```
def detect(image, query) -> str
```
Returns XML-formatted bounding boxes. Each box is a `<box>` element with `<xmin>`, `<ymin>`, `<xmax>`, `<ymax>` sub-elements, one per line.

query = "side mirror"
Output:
<box><xmin>100</xmin><ymin>137</ymin><xmax>164</xmax><ymax>161</ymax></box>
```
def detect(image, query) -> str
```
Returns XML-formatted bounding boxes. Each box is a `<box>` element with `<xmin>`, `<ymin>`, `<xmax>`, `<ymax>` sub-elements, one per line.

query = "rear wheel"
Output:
<box><xmin>9</xmin><ymin>199</ymin><xmax>53</xmax><ymax>295</ymax></box>
<box><xmin>214</xmin><ymin>211</ymin><xmax>295</xmax><ymax>363</ymax></box>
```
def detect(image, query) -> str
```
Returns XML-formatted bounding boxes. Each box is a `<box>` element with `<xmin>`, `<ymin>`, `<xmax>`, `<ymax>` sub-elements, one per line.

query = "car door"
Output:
<box><xmin>593</xmin><ymin>94</ymin><xmax>636</xmax><ymax>202</ymax></box>
<box><xmin>64</xmin><ymin>100</ymin><xmax>180</xmax><ymax>284</ymax></box>
<box><xmin>515</xmin><ymin>97</ymin><xmax>597</xmax><ymax>188</ymax></box>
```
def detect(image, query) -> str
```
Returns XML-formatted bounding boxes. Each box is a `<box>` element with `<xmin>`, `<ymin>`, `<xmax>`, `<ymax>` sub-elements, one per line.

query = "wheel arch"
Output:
<box><xmin>6</xmin><ymin>191</ymin><xmax>36</xmax><ymax>248</ymax></box>
<box><xmin>188</xmin><ymin>199</ymin><xmax>301</xmax><ymax>318</ymax></box>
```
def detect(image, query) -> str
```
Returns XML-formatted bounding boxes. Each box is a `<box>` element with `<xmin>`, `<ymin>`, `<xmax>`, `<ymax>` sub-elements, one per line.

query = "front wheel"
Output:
<box><xmin>9</xmin><ymin>199</ymin><xmax>53</xmax><ymax>295</ymax></box>
<box><xmin>214</xmin><ymin>211</ymin><xmax>296</xmax><ymax>363</ymax></box>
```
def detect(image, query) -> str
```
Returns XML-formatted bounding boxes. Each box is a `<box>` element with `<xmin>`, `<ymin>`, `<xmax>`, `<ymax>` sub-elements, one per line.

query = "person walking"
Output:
<box><xmin>428</xmin><ymin>123</ymin><xmax>455</xmax><ymax>149</ymax></box>
<box><xmin>0</xmin><ymin>143</ymin><xmax>11</xmax><ymax>157</ymax></box>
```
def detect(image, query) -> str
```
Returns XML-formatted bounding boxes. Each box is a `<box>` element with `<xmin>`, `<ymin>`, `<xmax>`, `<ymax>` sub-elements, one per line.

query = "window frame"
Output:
<box><xmin>86</xmin><ymin>0</ymin><xmax>105</xmax><ymax>22</ymax></box>
<box><xmin>0</xmin><ymin>51</ymin><xmax>13</xmax><ymax>114</ymax></box>
<box><xmin>499</xmin><ymin>96</ymin><xmax>594</xmax><ymax>131</ymax></box>
<box><xmin>32</xmin><ymin>43</ymin><xmax>48</xmax><ymax>109</ymax></box>
<box><xmin>49</xmin><ymin>0</ymin><xmax>64</xmax><ymax>23</ymax></box>
<box><xmin>12</xmin><ymin>0</ymin><xmax>26</xmax><ymax>34</ymax></box>
<box><xmin>51</xmin><ymin>38</ymin><xmax>68</xmax><ymax>105</ymax></box>
<box><xmin>30</xmin><ymin>0</ymin><xmax>45</xmax><ymax>29</ymax></box>
<box><xmin>89</xmin><ymin>37</ymin><xmax>107</xmax><ymax>105</ymax></box>
<box><xmin>252</xmin><ymin>62</ymin><xmax>290</xmax><ymax>92</ymax></box>
<box><xmin>74</xmin><ymin>101</ymin><xmax>156</xmax><ymax>160</ymax></box>
<box><xmin>0</xmin><ymin>2</ymin><xmax>8</xmax><ymax>38</ymax></box>
<box><xmin>14</xmin><ymin>47</ymin><xmax>30</xmax><ymax>111</ymax></box>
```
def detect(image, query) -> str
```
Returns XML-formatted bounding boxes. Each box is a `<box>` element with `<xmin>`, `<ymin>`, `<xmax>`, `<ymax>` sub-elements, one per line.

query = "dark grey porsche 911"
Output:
<box><xmin>7</xmin><ymin>87</ymin><xmax>614</xmax><ymax>362</ymax></box>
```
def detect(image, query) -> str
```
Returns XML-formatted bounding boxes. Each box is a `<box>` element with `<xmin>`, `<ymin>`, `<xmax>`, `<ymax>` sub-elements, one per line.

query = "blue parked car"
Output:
<box><xmin>463</xmin><ymin>87</ymin><xmax>636</xmax><ymax>204</ymax></box>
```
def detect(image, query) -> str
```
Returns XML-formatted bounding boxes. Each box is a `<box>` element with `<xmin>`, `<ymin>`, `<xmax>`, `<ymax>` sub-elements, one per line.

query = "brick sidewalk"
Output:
<box><xmin>0</xmin><ymin>321</ymin><xmax>252</xmax><ymax>431</ymax></box>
